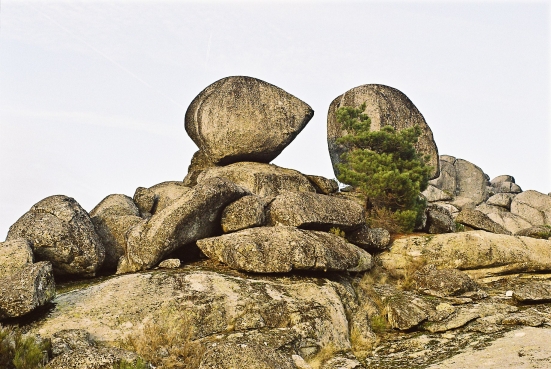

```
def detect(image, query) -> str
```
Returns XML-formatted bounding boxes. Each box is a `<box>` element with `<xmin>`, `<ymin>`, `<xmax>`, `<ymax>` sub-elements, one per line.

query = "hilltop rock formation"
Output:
<box><xmin>327</xmin><ymin>84</ymin><xmax>440</xmax><ymax>179</ymax></box>
<box><xmin>7</xmin><ymin>195</ymin><xmax>105</xmax><ymax>277</ymax></box>
<box><xmin>185</xmin><ymin>76</ymin><xmax>314</xmax><ymax>166</ymax></box>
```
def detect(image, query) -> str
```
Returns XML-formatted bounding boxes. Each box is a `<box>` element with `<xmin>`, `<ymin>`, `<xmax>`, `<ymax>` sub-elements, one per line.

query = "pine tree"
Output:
<box><xmin>335</xmin><ymin>103</ymin><xmax>431</xmax><ymax>233</ymax></box>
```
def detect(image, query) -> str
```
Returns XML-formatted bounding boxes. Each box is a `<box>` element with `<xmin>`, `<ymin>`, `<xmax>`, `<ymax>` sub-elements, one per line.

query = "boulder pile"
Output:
<box><xmin>2</xmin><ymin>76</ymin><xmax>551</xmax><ymax>369</ymax></box>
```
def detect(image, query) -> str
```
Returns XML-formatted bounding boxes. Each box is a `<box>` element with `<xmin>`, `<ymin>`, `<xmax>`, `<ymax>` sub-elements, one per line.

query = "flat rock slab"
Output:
<box><xmin>197</xmin><ymin>226</ymin><xmax>372</xmax><ymax>273</ymax></box>
<box><xmin>512</xmin><ymin>281</ymin><xmax>551</xmax><ymax>303</ymax></box>
<box><xmin>379</xmin><ymin>231</ymin><xmax>551</xmax><ymax>280</ymax></box>
<box><xmin>427</xmin><ymin>327</ymin><xmax>551</xmax><ymax>369</ymax></box>
<box><xmin>455</xmin><ymin>209</ymin><xmax>511</xmax><ymax>235</ymax></box>
<box><xmin>197</xmin><ymin>162</ymin><xmax>316</xmax><ymax>199</ymax></box>
<box><xmin>267</xmin><ymin>192</ymin><xmax>365</xmax><ymax>231</ymax></box>
<box><xmin>185</xmin><ymin>76</ymin><xmax>314</xmax><ymax>165</ymax></box>
<box><xmin>327</xmin><ymin>84</ymin><xmax>439</xmax><ymax>179</ymax></box>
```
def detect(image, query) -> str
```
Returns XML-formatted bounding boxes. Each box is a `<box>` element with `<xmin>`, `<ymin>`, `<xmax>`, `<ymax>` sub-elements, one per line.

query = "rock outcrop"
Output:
<box><xmin>185</xmin><ymin>76</ymin><xmax>314</xmax><ymax>165</ymax></box>
<box><xmin>197</xmin><ymin>226</ymin><xmax>372</xmax><ymax>273</ymax></box>
<box><xmin>6</xmin><ymin>195</ymin><xmax>105</xmax><ymax>277</ymax></box>
<box><xmin>117</xmin><ymin>178</ymin><xmax>249</xmax><ymax>273</ymax></box>
<box><xmin>327</xmin><ymin>84</ymin><xmax>439</xmax><ymax>179</ymax></box>
<box><xmin>511</xmin><ymin>190</ymin><xmax>551</xmax><ymax>227</ymax></box>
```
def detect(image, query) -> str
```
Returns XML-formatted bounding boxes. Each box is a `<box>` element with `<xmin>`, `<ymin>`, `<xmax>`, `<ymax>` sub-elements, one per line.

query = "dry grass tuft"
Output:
<box><xmin>123</xmin><ymin>309</ymin><xmax>204</xmax><ymax>369</ymax></box>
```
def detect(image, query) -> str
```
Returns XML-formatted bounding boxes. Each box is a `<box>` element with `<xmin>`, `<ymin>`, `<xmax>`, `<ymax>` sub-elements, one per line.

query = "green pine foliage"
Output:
<box><xmin>0</xmin><ymin>324</ymin><xmax>50</xmax><ymax>369</ymax></box>
<box><xmin>336</xmin><ymin>103</ymin><xmax>431</xmax><ymax>233</ymax></box>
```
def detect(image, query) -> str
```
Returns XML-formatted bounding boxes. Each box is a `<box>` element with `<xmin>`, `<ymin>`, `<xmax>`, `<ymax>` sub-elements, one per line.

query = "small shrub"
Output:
<box><xmin>397</xmin><ymin>258</ymin><xmax>426</xmax><ymax>291</ymax></box>
<box><xmin>454</xmin><ymin>222</ymin><xmax>465</xmax><ymax>232</ymax></box>
<box><xmin>123</xmin><ymin>309</ymin><xmax>204</xmax><ymax>369</ymax></box>
<box><xmin>328</xmin><ymin>227</ymin><xmax>346</xmax><ymax>238</ymax></box>
<box><xmin>0</xmin><ymin>324</ymin><xmax>50</xmax><ymax>369</ymax></box>
<box><xmin>370</xmin><ymin>314</ymin><xmax>389</xmax><ymax>333</ymax></box>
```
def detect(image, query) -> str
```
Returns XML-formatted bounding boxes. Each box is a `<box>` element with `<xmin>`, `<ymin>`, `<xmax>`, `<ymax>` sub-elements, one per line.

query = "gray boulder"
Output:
<box><xmin>511</xmin><ymin>281</ymin><xmax>551</xmax><ymax>303</ymax></box>
<box><xmin>345</xmin><ymin>225</ymin><xmax>391</xmax><ymax>252</ymax></box>
<box><xmin>491</xmin><ymin>181</ymin><xmax>522</xmax><ymax>194</ymax></box>
<box><xmin>306</xmin><ymin>174</ymin><xmax>339</xmax><ymax>195</ymax></box>
<box><xmin>421</xmin><ymin>185</ymin><xmax>453</xmax><ymax>202</ymax></box>
<box><xmin>511</xmin><ymin>190</ymin><xmax>551</xmax><ymax>226</ymax></box>
<box><xmin>455</xmin><ymin>209</ymin><xmax>511</xmax><ymax>235</ymax></box>
<box><xmin>7</xmin><ymin>195</ymin><xmax>105</xmax><ymax>277</ymax></box>
<box><xmin>267</xmin><ymin>191</ymin><xmax>365</xmax><ymax>231</ymax></box>
<box><xmin>197</xmin><ymin>162</ymin><xmax>316</xmax><ymax>199</ymax></box>
<box><xmin>475</xmin><ymin>203</ymin><xmax>507</xmax><ymax>215</ymax></box>
<box><xmin>486</xmin><ymin>193</ymin><xmax>516</xmax><ymax>209</ymax></box>
<box><xmin>183</xmin><ymin>150</ymin><xmax>218</xmax><ymax>187</ymax></box>
<box><xmin>0</xmin><ymin>238</ymin><xmax>34</xmax><ymax>277</ymax></box>
<box><xmin>429</xmin><ymin>157</ymin><xmax>488</xmax><ymax>205</ymax></box>
<box><xmin>0</xmin><ymin>261</ymin><xmax>55</xmax><ymax>319</ymax></box>
<box><xmin>46</xmin><ymin>346</ymin><xmax>139</xmax><ymax>369</ymax></box>
<box><xmin>90</xmin><ymin>195</ymin><xmax>142</xmax><ymax>271</ymax></box>
<box><xmin>197</xmin><ymin>226</ymin><xmax>372</xmax><ymax>273</ymax></box>
<box><xmin>486</xmin><ymin>212</ymin><xmax>533</xmax><ymax>235</ymax></box>
<box><xmin>413</xmin><ymin>265</ymin><xmax>478</xmax><ymax>297</ymax></box>
<box><xmin>424</xmin><ymin>203</ymin><xmax>456</xmax><ymax>234</ymax></box>
<box><xmin>51</xmin><ymin>329</ymin><xmax>95</xmax><ymax>357</ymax></box>
<box><xmin>199</xmin><ymin>341</ymin><xmax>295</xmax><ymax>369</ymax></box>
<box><xmin>133</xmin><ymin>181</ymin><xmax>191</xmax><ymax>217</ymax></box>
<box><xmin>221</xmin><ymin>195</ymin><xmax>266</xmax><ymax>233</ymax></box>
<box><xmin>185</xmin><ymin>76</ymin><xmax>314</xmax><ymax>165</ymax></box>
<box><xmin>327</xmin><ymin>84</ymin><xmax>439</xmax><ymax>179</ymax></box>
<box><xmin>118</xmin><ymin>177</ymin><xmax>249</xmax><ymax>273</ymax></box>
<box><xmin>490</xmin><ymin>175</ymin><xmax>515</xmax><ymax>185</ymax></box>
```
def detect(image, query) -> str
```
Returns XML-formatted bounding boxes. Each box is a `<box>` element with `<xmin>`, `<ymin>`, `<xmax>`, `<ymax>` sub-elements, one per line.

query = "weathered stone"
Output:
<box><xmin>185</xmin><ymin>76</ymin><xmax>314</xmax><ymax>165</ymax></box>
<box><xmin>321</xmin><ymin>355</ymin><xmax>365</xmax><ymax>369</ymax></box>
<box><xmin>90</xmin><ymin>195</ymin><xmax>142</xmax><ymax>271</ymax></box>
<box><xmin>501</xmin><ymin>309</ymin><xmax>546</xmax><ymax>327</ymax></box>
<box><xmin>475</xmin><ymin>203</ymin><xmax>507</xmax><ymax>215</ymax></box>
<box><xmin>449</xmin><ymin>196</ymin><xmax>476</xmax><ymax>211</ymax></box>
<box><xmin>7</xmin><ymin>195</ymin><xmax>105</xmax><ymax>277</ymax></box>
<box><xmin>118</xmin><ymin>178</ymin><xmax>249</xmax><ymax>273</ymax></box>
<box><xmin>378</xmin><ymin>231</ymin><xmax>551</xmax><ymax>280</ymax></box>
<box><xmin>486</xmin><ymin>212</ymin><xmax>533</xmax><ymax>235</ymax></box>
<box><xmin>424</xmin><ymin>203</ymin><xmax>456</xmax><ymax>234</ymax></box>
<box><xmin>33</xmin><ymin>267</ymin><xmax>357</xmax><ymax>364</ymax></box>
<box><xmin>306</xmin><ymin>175</ymin><xmax>339</xmax><ymax>195</ymax></box>
<box><xmin>327</xmin><ymin>84</ymin><xmax>439</xmax><ymax>179</ymax></box>
<box><xmin>423</xmin><ymin>303</ymin><xmax>516</xmax><ymax>333</ymax></box>
<box><xmin>421</xmin><ymin>185</ymin><xmax>453</xmax><ymax>202</ymax></box>
<box><xmin>133</xmin><ymin>187</ymin><xmax>156</xmax><ymax>216</ymax></box>
<box><xmin>0</xmin><ymin>238</ymin><xmax>34</xmax><ymax>277</ymax></box>
<box><xmin>183</xmin><ymin>150</ymin><xmax>218</xmax><ymax>187</ymax></box>
<box><xmin>157</xmin><ymin>258</ymin><xmax>181</xmax><ymax>269</ymax></box>
<box><xmin>221</xmin><ymin>195</ymin><xmax>266</xmax><ymax>233</ymax></box>
<box><xmin>0</xmin><ymin>261</ymin><xmax>55</xmax><ymax>319</ymax></box>
<box><xmin>486</xmin><ymin>193</ymin><xmax>516</xmax><ymax>209</ymax></box>
<box><xmin>198</xmin><ymin>162</ymin><xmax>316</xmax><ymax>199</ymax></box>
<box><xmin>491</xmin><ymin>181</ymin><xmax>522</xmax><ymax>194</ymax></box>
<box><xmin>373</xmin><ymin>285</ymin><xmax>430</xmax><ymax>330</ymax></box>
<box><xmin>51</xmin><ymin>329</ymin><xmax>94</xmax><ymax>357</ymax></box>
<box><xmin>515</xmin><ymin>225</ymin><xmax>551</xmax><ymax>239</ymax></box>
<box><xmin>413</xmin><ymin>265</ymin><xmax>478</xmax><ymax>297</ymax></box>
<box><xmin>90</xmin><ymin>194</ymin><xmax>139</xmax><ymax>218</ymax></box>
<box><xmin>428</xmin><ymin>156</ymin><xmax>456</xmax><ymax>194</ymax></box>
<box><xmin>267</xmin><ymin>192</ymin><xmax>365</xmax><ymax>231</ymax></box>
<box><xmin>345</xmin><ymin>225</ymin><xmax>391</xmax><ymax>252</ymax></box>
<box><xmin>511</xmin><ymin>190</ymin><xmax>551</xmax><ymax>226</ymax></box>
<box><xmin>455</xmin><ymin>209</ymin><xmax>511</xmax><ymax>235</ymax></box>
<box><xmin>148</xmin><ymin>181</ymin><xmax>191</xmax><ymax>214</ymax></box>
<box><xmin>199</xmin><ymin>341</ymin><xmax>295</xmax><ymax>369</ymax></box>
<box><xmin>433</xmin><ymin>202</ymin><xmax>460</xmax><ymax>218</ymax></box>
<box><xmin>512</xmin><ymin>281</ymin><xmax>551</xmax><ymax>303</ymax></box>
<box><xmin>490</xmin><ymin>175</ymin><xmax>515</xmax><ymax>185</ymax></box>
<box><xmin>197</xmin><ymin>226</ymin><xmax>372</xmax><ymax>273</ymax></box>
<box><xmin>46</xmin><ymin>346</ymin><xmax>139</xmax><ymax>369</ymax></box>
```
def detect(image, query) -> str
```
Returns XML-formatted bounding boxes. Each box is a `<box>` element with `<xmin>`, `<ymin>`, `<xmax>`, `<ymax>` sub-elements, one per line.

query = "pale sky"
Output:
<box><xmin>0</xmin><ymin>0</ymin><xmax>549</xmax><ymax>239</ymax></box>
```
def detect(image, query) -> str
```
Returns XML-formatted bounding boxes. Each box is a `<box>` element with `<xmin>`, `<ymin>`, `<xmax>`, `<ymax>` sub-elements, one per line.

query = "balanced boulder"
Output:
<box><xmin>90</xmin><ymin>195</ymin><xmax>143</xmax><ymax>271</ymax></box>
<box><xmin>7</xmin><ymin>195</ymin><xmax>105</xmax><ymax>277</ymax></box>
<box><xmin>327</xmin><ymin>84</ymin><xmax>439</xmax><ymax>179</ymax></box>
<box><xmin>267</xmin><ymin>191</ymin><xmax>365</xmax><ymax>231</ymax></box>
<box><xmin>118</xmin><ymin>177</ymin><xmax>249</xmax><ymax>273</ymax></box>
<box><xmin>197</xmin><ymin>162</ymin><xmax>316</xmax><ymax>199</ymax></box>
<box><xmin>197</xmin><ymin>226</ymin><xmax>372</xmax><ymax>273</ymax></box>
<box><xmin>185</xmin><ymin>76</ymin><xmax>314</xmax><ymax>165</ymax></box>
